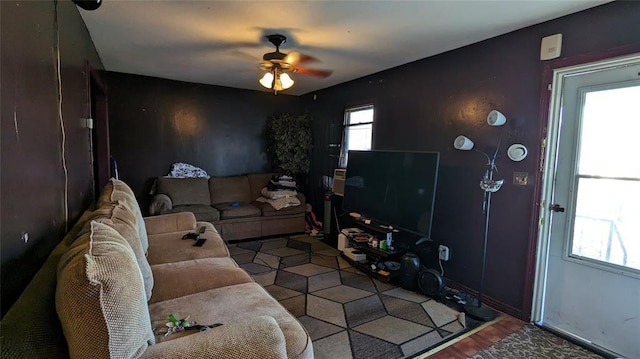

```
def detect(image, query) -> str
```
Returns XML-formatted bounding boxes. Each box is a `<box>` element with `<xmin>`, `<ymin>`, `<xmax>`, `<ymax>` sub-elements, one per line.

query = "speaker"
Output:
<box><xmin>417</xmin><ymin>266</ymin><xmax>444</xmax><ymax>299</ymax></box>
<box><xmin>399</xmin><ymin>253</ymin><xmax>420</xmax><ymax>290</ymax></box>
<box><xmin>332</xmin><ymin>168</ymin><xmax>346</xmax><ymax>196</ymax></box>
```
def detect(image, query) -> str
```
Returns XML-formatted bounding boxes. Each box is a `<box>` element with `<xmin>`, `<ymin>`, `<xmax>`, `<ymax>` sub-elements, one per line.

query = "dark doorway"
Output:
<box><xmin>88</xmin><ymin>64</ymin><xmax>110</xmax><ymax>197</ymax></box>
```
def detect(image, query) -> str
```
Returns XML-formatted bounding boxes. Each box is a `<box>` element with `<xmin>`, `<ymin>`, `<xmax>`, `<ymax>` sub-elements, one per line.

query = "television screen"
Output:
<box><xmin>342</xmin><ymin>150</ymin><xmax>440</xmax><ymax>238</ymax></box>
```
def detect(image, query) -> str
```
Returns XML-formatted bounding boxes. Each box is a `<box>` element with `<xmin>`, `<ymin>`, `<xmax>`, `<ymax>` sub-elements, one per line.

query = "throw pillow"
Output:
<box><xmin>98</xmin><ymin>178</ymin><xmax>149</xmax><ymax>254</ymax></box>
<box><xmin>56</xmin><ymin>221</ymin><xmax>155</xmax><ymax>359</ymax></box>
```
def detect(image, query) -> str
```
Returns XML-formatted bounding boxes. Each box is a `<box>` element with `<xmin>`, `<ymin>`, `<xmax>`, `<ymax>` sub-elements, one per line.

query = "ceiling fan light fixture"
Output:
<box><xmin>280</xmin><ymin>73</ymin><xmax>294</xmax><ymax>89</ymax></box>
<box><xmin>259</xmin><ymin>72</ymin><xmax>274</xmax><ymax>89</ymax></box>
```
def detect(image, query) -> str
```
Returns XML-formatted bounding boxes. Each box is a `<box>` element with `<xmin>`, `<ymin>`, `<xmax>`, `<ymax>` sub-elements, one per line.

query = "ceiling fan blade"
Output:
<box><xmin>293</xmin><ymin>67</ymin><xmax>333</xmax><ymax>78</ymax></box>
<box><xmin>284</xmin><ymin>51</ymin><xmax>318</xmax><ymax>66</ymax></box>
<box><xmin>229</xmin><ymin>50</ymin><xmax>260</xmax><ymax>63</ymax></box>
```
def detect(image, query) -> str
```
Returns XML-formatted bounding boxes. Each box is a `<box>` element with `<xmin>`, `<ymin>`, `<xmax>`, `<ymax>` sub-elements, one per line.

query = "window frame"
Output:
<box><xmin>340</xmin><ymin>104</ymin><xmax>374</xmax><ymax>167</ymax></box>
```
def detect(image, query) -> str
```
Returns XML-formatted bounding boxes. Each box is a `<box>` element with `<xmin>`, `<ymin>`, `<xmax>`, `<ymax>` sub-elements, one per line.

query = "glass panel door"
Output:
<box><xmin>570</xmin><ymin>85</ymin><xmax>640</xmax><ymax>272</ymax></box>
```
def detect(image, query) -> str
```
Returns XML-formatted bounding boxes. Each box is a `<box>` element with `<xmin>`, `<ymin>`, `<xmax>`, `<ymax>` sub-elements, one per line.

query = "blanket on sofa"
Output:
<box><xmin>256</xmin><ymin>187</ymin><xmax>301</xmax><ymax>210</ymax></box>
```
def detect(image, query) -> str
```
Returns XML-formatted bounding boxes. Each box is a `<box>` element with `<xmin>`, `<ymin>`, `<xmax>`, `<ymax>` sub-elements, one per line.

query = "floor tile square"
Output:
<box><xmin>288</xmin><ymin>238</ymin><xmax>312</xmax><ymax>252</ymax></box>
<box><xmin>307</xmin><ymin>295</ymin><xmax>346</xmax><ymax>327</ymax></box>
<box><xmin>353</xmin><ymin>316</ymin><xmax>430</xmax><ymax>344</ymax></box>
<box><xmin>311</xmin><ymin>254</ymin><xmax>339</xmax><ymax>269</ymax></box>
<box><xmin>372</xmin><ymin>278</ymin><xmax>395</xmax><ymax>293</ymax></box>
<box><xmin>308</xmin><ymin>271</ymin><xmax>341</xmax><ymax>292</ymax></box>
<box><xmin>284</xmin><ymin>263</ymin><xmax>335</xmax><ymax>277</ymax></box>
<box><xmin>337</xmin><ymin>256</ymin><xmax>353</xmax><ymax>269</ymax></box>
<box><xmin>340</xmin><ymin>271</ymin><xmax>376</xmax><ymax>292</ymax></box>
<box><xmin>237</xmin><ymin>240</ymin><xmax>262</xmax><ymax>252</ymax></box>
<box><xmin>400</xmin><ymin>329</ymin><xmax>441</xmax><ymax>357</ymax></box>
<box><xmin>228</xmin><ymin>246</ymin><xmax>254</xmax><ymax>255</ymax></box>
<box><xmin>422</xmin><ymin>300</ymin><xmax>461</xmax><ymax>327</ymax></box>
<box><xmin>313</xmin><ymin>330</ymin><xmax>352</xmax><ymax>359</ymax></box>
<box><xmin>252</xmin><ymin>270</ymin><xmax>276</xmax><ymax>286</ymax></box>
<box><xmin>382</xmin><ymin>287</ymin><xmax>430</xmax><ymax>303</ymax></box>
<box><xmin>231</xmin><ymin>252</ymin><xmax>255</xmax><ymax>265</ymax></box>
<box><xmin>344</xmin><ymin>295</ymin><xmax>386</xmax><ymax>327</ymax></box>
<box><xmin>313</xmin><ymin>285</ymin><xmax>373</xmax><ymax>304</ymax></box>
<box><xmin>441</xmin><ymin>320</ymin><xmax>464</xmax><ymax>336</ymax></box>
<box><xmin>264</xmin><ymin>285</ymin><xmax>302</xmax><ymax>301</ymax></box>
<box><xmin>316</xmin><ymin>248</ymin><xmax>340</xmax><ymax>257</ymax></box>
<box><xmin>275</xmin><ymin>270</ymin><xmax>307</xmax><ymax>293</ymax></box>
<box><xmin>348</xmin><ymin>330</ymin><xmax>402</xmax><ymax>359</ymax></box>
<box><xmin>240</xmin><ymin>262</ymin><xmax>271</xmax><ymax>274</ymax></box>
<box><xmin>279</xmin><ymin>294</ymin><xmax>306</xmax><ymax>317</ymax></box>
<box><xmin>280</xmin><ymin>253</ymin><xmax>310</xmax><ymax>268</ymax></box>
<box><xmin>381</xmin><ymin>295</ymin><xmax>435</xmax><ymax>327</ymax></box>
<box><xmin>254</xmin><ymin>252</ymin><xmax>280</xmax><ymax>269</ymax></box>
<box><xmin>263</xmin><ymin>247</ymin><xmax>307</xmax><ymax>257</ymax></box>
<box><xmin>259</xmin><ymin>238</ymin><xmax>289</xmax><ymax>250</ymax></box>
<box><xmin>297</xmin><ymin>315</ymin><xmax>344</xmax><ymax>340</ymax></box>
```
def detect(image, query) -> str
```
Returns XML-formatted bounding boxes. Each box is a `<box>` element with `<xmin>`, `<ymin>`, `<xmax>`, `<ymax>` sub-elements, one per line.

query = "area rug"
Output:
<box><xmin>227</xmin><ymin>234</ymin><xmax>481</xmax><ymax>359</ymax></box>
<box><xmin>469</xmin><ymin>324</ymin><xmax>603</xmax><ymax>359</ymax></box>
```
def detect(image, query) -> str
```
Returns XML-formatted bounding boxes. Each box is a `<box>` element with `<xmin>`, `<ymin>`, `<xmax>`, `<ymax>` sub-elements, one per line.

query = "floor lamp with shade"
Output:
<box><xmin>453</xmin><ymin>109</ymin><xmax>527</xmax><ymax>321</ymax></box>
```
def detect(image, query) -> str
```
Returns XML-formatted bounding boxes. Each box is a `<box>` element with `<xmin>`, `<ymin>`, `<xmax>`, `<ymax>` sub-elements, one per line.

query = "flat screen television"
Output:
<box><xmin>342</xmin><ymin>150</ymin><xmax>440</xmax><ymax>239</ymax></box>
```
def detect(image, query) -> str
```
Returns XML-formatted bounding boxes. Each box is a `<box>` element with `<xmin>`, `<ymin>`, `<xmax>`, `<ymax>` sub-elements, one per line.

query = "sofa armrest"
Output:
<box><xmin>143</xmin><ymin>212</ymin><xmax>197</xmax><ymax>235</ymax></box>
<box><xmin>142</xmin><ymin>316</ymin><xmax>287</xmax><ymax>359</ymax></box>
<box><xmin>149</xmin><ymin>194</ymin><xmax>172</xmax><ymax>215</ymax></box>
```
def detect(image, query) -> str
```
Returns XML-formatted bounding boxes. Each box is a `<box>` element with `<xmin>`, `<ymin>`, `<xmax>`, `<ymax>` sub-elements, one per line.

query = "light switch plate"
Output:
<box><xmin>513</xmin><ymin>172</ymin><xmax>529</xmax><ymax>186</ymax></box>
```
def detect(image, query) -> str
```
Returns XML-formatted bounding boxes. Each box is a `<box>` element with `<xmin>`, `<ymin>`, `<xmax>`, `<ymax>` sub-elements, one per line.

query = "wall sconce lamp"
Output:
<box><xmin>452</xmin><ymin>109</ymin><xmax>527</xmax><ymax>322</ymax></box>
<box><xmin>259</xmin><ymin>67</ymin><xmax>294</xmax><ymax>95</ymax></box>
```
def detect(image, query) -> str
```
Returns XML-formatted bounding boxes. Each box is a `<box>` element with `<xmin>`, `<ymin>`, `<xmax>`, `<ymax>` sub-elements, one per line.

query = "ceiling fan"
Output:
<box><xmin>258</xmin><ymin>34</ymin><xmax>332</xmax><ymax>94</ymax></box>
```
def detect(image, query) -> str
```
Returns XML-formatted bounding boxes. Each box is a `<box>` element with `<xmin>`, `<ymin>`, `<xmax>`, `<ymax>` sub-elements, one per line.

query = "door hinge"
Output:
<box><xmin>539</xmin><ymin>138</ymin><xmax>546</xmax><ymax>173</ymax></box>
<box><xmin>547</xmin><ymin>84</ymin><xmax>552</xmax><ymax>91</ymax></box>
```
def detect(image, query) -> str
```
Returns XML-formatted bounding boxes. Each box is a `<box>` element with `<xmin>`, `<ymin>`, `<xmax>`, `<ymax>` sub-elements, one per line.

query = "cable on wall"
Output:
<box><xmin>54</xmin><ymin>0</ymin><xmax>69</xmax><ymax>231</ymax></box>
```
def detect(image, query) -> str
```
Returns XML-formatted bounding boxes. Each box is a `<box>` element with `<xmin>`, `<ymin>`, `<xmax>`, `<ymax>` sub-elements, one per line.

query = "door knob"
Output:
<box><xmin>550</xmin><ymin>204</ymin><xmax>565</xmax><ymax>212</ymax></box>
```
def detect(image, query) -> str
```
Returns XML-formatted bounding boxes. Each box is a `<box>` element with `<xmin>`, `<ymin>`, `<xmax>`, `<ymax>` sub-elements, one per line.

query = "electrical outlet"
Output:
<box><xmin>438</xmin><ymin>245</ymin><xmax>450</xmax><ymax>261</ymax></box>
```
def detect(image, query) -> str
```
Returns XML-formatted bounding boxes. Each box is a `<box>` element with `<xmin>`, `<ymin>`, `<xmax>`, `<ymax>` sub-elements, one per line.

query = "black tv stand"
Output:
<box><xmin>341</xmin><ymin>236</ymin><xmax>406</xmax><ymax>283</ymax></box>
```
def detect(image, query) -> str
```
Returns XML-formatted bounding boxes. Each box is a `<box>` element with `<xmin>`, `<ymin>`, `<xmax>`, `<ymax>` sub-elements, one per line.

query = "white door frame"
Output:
<box><xmin>531</xmin><ymin>53</ymin><xmax>640</xmax><ymax>353</ymax></box>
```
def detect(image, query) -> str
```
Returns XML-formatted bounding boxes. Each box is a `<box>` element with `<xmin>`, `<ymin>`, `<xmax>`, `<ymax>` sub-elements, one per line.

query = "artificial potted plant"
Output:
<box><xmin>265</xmin><ymin>113</ymin><xmax>312</xmax><ymax>178</ymax></box>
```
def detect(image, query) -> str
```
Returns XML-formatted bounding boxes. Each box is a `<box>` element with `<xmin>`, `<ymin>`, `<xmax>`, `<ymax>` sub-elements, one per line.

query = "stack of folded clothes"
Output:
<box><xmin>266</xmin><ymin>174</ymin><xmax>298</xmax><ymax>191</ymax></box>
<box><xmin>256</xmin><ymin>175</ymin><xmax>301</xmax><ymax>210</ymax></box>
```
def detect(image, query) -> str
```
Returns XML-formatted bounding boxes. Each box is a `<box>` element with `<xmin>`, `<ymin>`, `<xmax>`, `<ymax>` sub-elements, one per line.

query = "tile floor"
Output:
<box><xmin>229</xmin><ymin>235</ymin><xmax>468</xmax><ymax>359</ymax></box>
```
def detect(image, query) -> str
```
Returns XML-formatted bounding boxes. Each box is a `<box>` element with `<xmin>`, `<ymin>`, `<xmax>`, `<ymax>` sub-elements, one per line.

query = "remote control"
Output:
<box><xmin>182</xmin><ymin>232</ymin><xmax>199</xmax><ymax>240</ymax></box>
<box><xmin>193</xmin><ymin>237</ymin><xmax>207</xmax><ymax>247</ymax></box>
<box><xmin>199</xmin><ymin>226</ymin><xmax>206</xmax><ymax>233</ymax></box>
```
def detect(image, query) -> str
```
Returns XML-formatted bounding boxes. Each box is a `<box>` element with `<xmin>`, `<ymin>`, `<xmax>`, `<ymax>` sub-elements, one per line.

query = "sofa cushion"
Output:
<box><xmin>171</xmin><ymin>204</ymin><xmax>220</xmax><ymax>221</ymax></box>
<box><xmin>143</xmin><ymin>316</ymin><xmax>288</xmax><ymax>359</ymax></box>
<box><xmin>157</xmin><ymin>177</ymin><xmax>211</xmax><ymax>206</ymax></box>
<box><xmin>248</xmin><ymin>173</ymin><xmax>275</xmax><ymax>200</ymax></box>
<box><xmin>214</xmin><ymin>202</ymin><xmax>261</xmax><ymax>219</ymax></box>
<box><xmin>74</xmin><ymin>201</ymin><xmax>154</xmax><ymax>301</ymax></box>
<box><xmin>209</xmin><ymin>176</ymin><xmax>252</xmax><ymax>204</ymax></box>
<box><xmin>147</xmin><ymin>282</ymin><xmax>312</xmax><ymax>359</ymax></box>
<box><xmin>97</xmin><ymin>217</ymin><xmax>154</xmax><ymax>301</ymax></box>
<box><xmin>149</xmin><ymin>258</ymin><xmax>252</xmax><ymax>303</ymax></box>
<box><xmin>98</xmin><ymin>178</ymin><xmax>149</xmax><ymax>255</ymax></box>
<box><xmin>56</xmin><ymin>221</ymin><xmax>154</xmax><ymax>359</ymax></box>
<box><xmin>146</xmin><ymin>229</ymin><xmax>230</xmax><ymax>266</ymax></box>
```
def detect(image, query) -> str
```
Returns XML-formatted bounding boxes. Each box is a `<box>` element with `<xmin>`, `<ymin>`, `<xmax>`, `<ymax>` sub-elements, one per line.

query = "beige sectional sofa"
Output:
<box><xmin>149</xmin><ymin>173</ymin><xmax>306</xmax><ymax>241</ymax></box>
<box><xmin>1</xmin><ymin>179</ymin><xmax>312</xmax><ymax>359</ymax></box>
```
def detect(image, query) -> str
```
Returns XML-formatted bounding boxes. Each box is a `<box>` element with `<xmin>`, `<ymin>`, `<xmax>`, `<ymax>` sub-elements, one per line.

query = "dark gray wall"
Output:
<box><xmin>104</xmin><ymin>72</ymin><xmax>302</xmax><ymax>213</ymax></box>
<box><xmin>301</xmin><ymin>1</ymin><xmax>640</xmax><ymax>318</ymax></box>
<box><xmin>1</xmin><ymin>0</ymin><xmax>103</xmax><ymax>316</ymax></box>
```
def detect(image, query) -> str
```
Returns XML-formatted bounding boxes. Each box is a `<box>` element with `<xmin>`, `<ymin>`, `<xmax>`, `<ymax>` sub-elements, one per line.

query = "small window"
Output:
<box><xmin>340</xmin><ymin>105</ymin><xmax>374</xmax><ymax>167</ymax></box>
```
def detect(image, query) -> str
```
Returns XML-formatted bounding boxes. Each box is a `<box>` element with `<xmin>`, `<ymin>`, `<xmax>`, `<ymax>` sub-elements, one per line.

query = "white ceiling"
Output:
<box><xmin>79</xmin><ymin>0</ymin><xmax>611</xmax><ymax>96</ymax></box>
